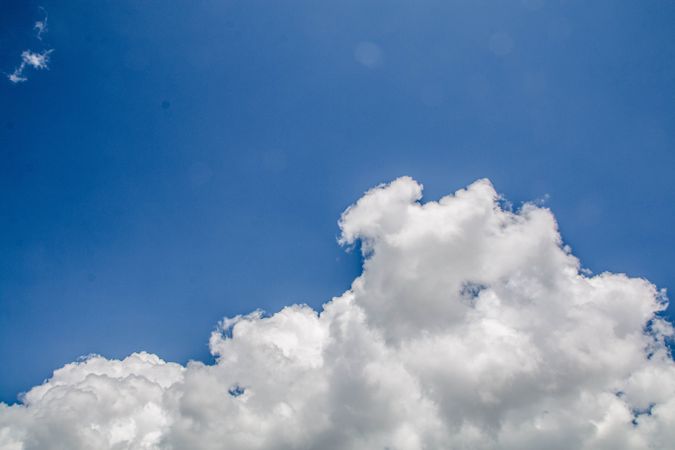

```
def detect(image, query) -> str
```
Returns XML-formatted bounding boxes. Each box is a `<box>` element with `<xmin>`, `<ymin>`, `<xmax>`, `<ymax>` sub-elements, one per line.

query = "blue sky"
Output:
<box><xmin>1</xmin><ymin>0</ymin><xmax>673</xmax><ymax>404</ymax></box>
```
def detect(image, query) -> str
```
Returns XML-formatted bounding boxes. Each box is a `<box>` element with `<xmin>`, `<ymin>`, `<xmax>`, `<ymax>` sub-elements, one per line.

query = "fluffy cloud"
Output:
<box><xmin>1</xmin><ymin>177</ymin><xmax>673</xmax><ymax>449</ymax></box>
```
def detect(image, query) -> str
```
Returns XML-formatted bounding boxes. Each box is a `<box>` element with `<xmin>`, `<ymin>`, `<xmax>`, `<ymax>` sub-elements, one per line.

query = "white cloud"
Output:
<box><xmin>1</xmin><ymin>177</ymin><xmax>673</xmax><ymax>449</ymax></box>
<box><xmin>34</xmin><ymin>9</ymin><xmax>48</xmax><ymax>41</ymax></box>
<box><xmin>354</xmin><ymin>41</ymin><xmax>384</xmax><ymax>69</ymax></box>
<box><xmin>6</xmin><ymin>8</ymin><xmax>52</xmax><ymax>84</ymax></box>
<box><xmin>21</xmin><ymin>50</ymin><xmax>51</xmax><ymax>70</ymax></box>
<box><xmin>7</xmin><ymin>50</ymin><xmax>53</xmax><ymax>84</ymax></box>
<box><xmin>7</xmin><ymin>72</ymin><xmax>27</xmax><ymax>84</ymax></box>
<box><xmin>489</xmin><ymin>32</ymin><xmax>515</xmax><ymax>57</ymax></box>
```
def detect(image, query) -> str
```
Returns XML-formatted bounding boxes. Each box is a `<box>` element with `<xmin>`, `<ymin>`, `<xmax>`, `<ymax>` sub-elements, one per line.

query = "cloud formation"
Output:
<box><xmin>8</xmin><ymin>49</ymin><xmax>53</xmax><ymax>84</ymax></box>
<box><xmin>34</xmin><ymin>8</ymin><xmax>48</xmax><ymax>41</ymax></box>
<box><xmin>7</xmin><ymin>8</ymin><xmax>52</xmax><ymax>84</ymax></box>
<box><xmin>1</xmin><ymin>177</ymin><xmax>673</xmax><ymax>449</ymax></box>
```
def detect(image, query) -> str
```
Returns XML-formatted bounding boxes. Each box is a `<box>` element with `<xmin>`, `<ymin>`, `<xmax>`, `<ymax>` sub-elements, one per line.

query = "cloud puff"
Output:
<box><xmin>7</xmin><ymin>8</ymin><xmax>52</xmax><ymax>84</ymax></box>
<box><xmin>34</xmin><ymin>9</ymin><xmax>48</xmax><ymax>41</ymax></box>
<box><xmin>1</xmin><ymin>177</ymin><xmax>673</xmax><ymax>449</ymax></box>
<box><xmin>7</xmin><ymin>49</ymin><xmax>53</xmax><ymax>84</ymax></box>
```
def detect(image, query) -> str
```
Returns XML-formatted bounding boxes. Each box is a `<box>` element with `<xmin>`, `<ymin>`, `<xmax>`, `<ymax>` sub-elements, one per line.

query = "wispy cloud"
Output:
<box><xmin>6</xmin><ymin>7</ymin><xmax>53</xmax><ymax>84</ymax></box>
<box><xmin>7</xmin><ymin>72</ymin><xmax>27</xmax><ymax>84</ymax></box>
<box><xmin>34</xmin><ymin>8</ymin><xmax>48</xmax><ymax>41</ymax></box>
<box><xmin>7</xmin><ymin>49</ymin><xmax>53</xmax><ymax>84</ymax></box>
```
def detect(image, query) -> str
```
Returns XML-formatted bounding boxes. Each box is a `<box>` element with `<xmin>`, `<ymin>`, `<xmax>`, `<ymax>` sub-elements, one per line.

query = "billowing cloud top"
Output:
<box><xmin>1</xmin><ymin>177</ymin><xmax>673</xmax><ymax>449</ymax></box>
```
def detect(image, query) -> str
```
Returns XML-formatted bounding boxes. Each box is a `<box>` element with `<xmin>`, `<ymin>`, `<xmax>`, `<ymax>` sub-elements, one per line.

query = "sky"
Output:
<box><xmin>0</xmin><ymin>0</ymin><xmax>673</xmax><ymax>428</ymax></box>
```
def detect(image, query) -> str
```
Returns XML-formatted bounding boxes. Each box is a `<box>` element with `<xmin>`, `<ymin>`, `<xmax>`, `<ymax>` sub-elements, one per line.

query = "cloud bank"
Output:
<box><xmin>1</xmin><ymin>177</ymin><xmax>673</xmax><ymax>449</ymax></box>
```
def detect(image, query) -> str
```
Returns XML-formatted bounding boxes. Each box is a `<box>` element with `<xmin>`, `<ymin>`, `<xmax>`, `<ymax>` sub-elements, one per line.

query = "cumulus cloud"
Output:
<box><xmin>1</xmin><ymin>177</ymin><xmax>673</xmax><ymax>449</ymax></box>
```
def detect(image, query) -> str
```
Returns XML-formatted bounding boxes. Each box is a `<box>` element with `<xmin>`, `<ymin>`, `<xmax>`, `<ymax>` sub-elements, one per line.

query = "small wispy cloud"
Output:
<box><xmin>34</xmin><ymin>8</ymin><xmax>48</xmax><ymax>41</ymax></box>
<box><xmin>8</xmin><ymin>72</ymin><xmax>27</xmax><ymax>84</ymax></box>
<box><xmin>8</xmin><ymin>49</ymin><xmax>53</xmax><ymax>84</ymax></box>
<box><xmin>6</xmin><ymin>7</ymin><xmax>53</xmax><ymax>84</ymax></box>
<box><xmin>22</xmin><ymin>49</ymin><xmax>51</xmax><ymax>69</ymax></box>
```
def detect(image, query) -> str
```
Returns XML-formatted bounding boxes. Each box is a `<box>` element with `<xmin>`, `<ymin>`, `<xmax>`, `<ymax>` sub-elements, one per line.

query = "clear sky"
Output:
<box><xmin>1</xmin><ymin>0</ymin><xmax>673</xmax><ymax>404</ymax></box>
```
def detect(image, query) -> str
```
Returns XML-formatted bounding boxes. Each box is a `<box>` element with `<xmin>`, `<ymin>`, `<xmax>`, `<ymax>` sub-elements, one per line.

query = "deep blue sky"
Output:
<box><xmin>1</xmin><ymin>0</ymin><xmax>673</xmax><ymax>403</ymax></box>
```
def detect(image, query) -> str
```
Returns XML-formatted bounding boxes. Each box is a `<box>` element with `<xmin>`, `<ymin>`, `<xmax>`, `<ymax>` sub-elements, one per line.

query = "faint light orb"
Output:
<box><xmin>489</xmin><ymin>33</ymin><xmax>515</xmax><ymax>57</ymax></box>
<box><xmin>189</xmin><ymin>162</ymin><xmax>213</xmax><ymax>186</ymax></box>
<box><xmin>261</xmin><ymin>149</ymin><xmax>287</xmax><ymax>172</ymax></box>
<box><xmin>467</xmin><ymin>73</ymin><xmax>490</xmax><ymax>100</ymax></box>
<box><xmin>521</xmin><ymin>0</ymin><xmax>544</xmax><ymax>10</ymax></box>
<box><xmin>548</xmin><ymin>18</ymin><xmax>572</xmax><ymax>42</ymax></box>
<box><xmin>354</xmin><ymin>41</ymin><xmax>384</xmax><ymax>69</ymax></box>
<box><xmin>420</xmin><ymin>84</ymin><xmax>446</xmax><ymax>107</ymax></box>
<box><xmin>523</xmin><ymin>72</ymin><xmax>547</xmax><ymax>94</ymax></box>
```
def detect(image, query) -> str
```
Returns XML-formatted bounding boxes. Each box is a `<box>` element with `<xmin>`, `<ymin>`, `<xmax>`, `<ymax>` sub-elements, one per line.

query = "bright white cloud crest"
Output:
<box><xmin>1</xmin><ymin>177</ymin><xmax>673</xmax><ymax>449</ymax></box>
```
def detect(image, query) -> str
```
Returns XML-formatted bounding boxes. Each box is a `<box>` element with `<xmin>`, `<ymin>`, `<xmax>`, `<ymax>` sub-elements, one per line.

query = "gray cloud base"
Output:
<box><xmin>1</xmin><ymin>177</ymin><xmax>673</xmax><ymax>449</ymax></box>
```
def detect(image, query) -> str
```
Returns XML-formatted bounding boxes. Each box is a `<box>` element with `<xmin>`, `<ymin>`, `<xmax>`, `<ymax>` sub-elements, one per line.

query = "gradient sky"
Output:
<box><xmin>1</xmin><ymin>0</ymin><xmax>673</xmax><ymax>403</ymax></box>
